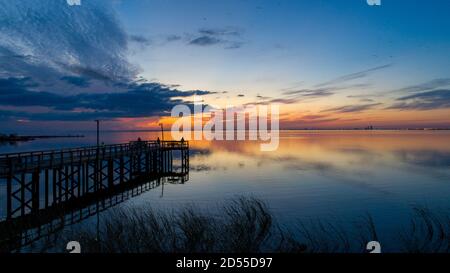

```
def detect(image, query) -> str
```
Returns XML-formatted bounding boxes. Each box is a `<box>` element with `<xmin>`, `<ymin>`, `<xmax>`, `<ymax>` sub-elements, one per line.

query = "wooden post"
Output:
<box><xmin>58</xmin><ymin>168</ymin><xmax>62</xmax><ymax>203</ymax></box>
<box><xmin>77</xmin><ymin>165</ymin><xmax>81</xmax><ymax>198</ymax></box>
<box><xmin>20</xmin><ymin>173</ymin><xmax>25</xmax><ymax>217</ymax></box>
<box><xmin>129</xmin><ymin>155</ymin><xmax>133</xmax><ymax>180</ymax></box>
<box><xmin>120</xmin><ymin>156</ymin><xmax>124</xmax><ymax>184</ymax></box>
<box><xmin>65</xmin><ymin>165</ymin><xmax>69</xmax><ymax>201</ymax></box>
<box><xmin>145</xmin><ymin>152</ymin><xmax>150</xmax><ymax>173</ymax></box>
<box><xmin>53</xmin><ymin>168</ymin><xmax>57</xmax><ymax>205</ymax></box>
<box><xmin>81</xmin><ymin>163</ymin><xmax>86</xmax><ymax>196</ymax></box>
<box><xmin>45</xmin><ymin>169</ymin><xmax>49</xmax><ymax>208</ymax></box>
<box><xmin>108</xmin><ymin>159</ymin><xmax>114</xmax><ymax>189</ymax></box>
<box><xmin>6</xmin><ymin>158</ymin><xmax>13</xmax><ymax>219</ymax></box>
<box><xmin>31</xmin><ymin>169</ymin><xmax>40</xmax><ymax>213</ymax></box>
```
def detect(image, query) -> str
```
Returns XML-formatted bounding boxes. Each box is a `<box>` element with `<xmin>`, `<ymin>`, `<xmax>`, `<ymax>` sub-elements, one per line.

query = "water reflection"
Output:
<box><xmin>0</xmin><ymin>130</ymin><xmax>450</xmax><ymax>251</ymax></box>
<box><xmin>395</xmin><ymin>150</ymin><xmax>450</xmax><ymax>168</ymax></box>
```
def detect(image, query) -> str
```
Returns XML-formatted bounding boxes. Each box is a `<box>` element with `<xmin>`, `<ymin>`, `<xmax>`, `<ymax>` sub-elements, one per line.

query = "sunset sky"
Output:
<box><xmin>1</xmin><ymin>0</ymin><xmax>450</xmax><ymax>133</ymax></box>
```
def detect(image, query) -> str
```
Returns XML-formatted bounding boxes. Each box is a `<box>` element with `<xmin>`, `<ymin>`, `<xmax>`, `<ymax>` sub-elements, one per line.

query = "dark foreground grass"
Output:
<box><xmin>40</xmin><ymin>197</ymin><xmax>450</xmax><ymax>253</ymax></box>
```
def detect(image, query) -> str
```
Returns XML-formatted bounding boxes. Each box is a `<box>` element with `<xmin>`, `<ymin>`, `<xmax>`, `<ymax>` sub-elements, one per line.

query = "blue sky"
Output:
<box><xmin>119</xmin><ymin>0</ymin><xmax>450</xmax><ymax>92</ymax></box>
<box><xmin>0</xmin><ymin>0</ymin><xmax>450</xmax><ymax>132</ymax></box>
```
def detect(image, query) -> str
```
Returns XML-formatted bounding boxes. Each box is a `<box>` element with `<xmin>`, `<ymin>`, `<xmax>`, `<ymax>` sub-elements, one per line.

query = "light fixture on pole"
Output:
<box><xmin>159</xmin><ymin>123</ymin><xmax>164</xmax><ymax>141</ymax></box>
<box><xmin>94</xmin><ymin>119</ymin><xmax>100</xmax><ymax>241</ymax></box>
<box><xmin>95</xmin><ymin>119</ymin><xmax>100</xmax><ymax>146</ymax></box>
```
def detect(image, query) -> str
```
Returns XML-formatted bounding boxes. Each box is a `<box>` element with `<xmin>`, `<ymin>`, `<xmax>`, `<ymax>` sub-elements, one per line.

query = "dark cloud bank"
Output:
<box><xmin>0</xmin><ymin>0</ymin><xmax>214</xmax><ymax>123</ymax></box>
<box><xmin>0</xmin><ymin>77</ymin><xmax>212</xmax><ymax>121</ymax></box>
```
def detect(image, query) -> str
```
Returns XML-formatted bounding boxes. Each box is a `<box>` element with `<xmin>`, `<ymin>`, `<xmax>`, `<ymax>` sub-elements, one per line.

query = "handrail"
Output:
<box><xmin>0</xmin><ymin>140</ymin><xmax>188</xmax><ymax>161</ymax></box>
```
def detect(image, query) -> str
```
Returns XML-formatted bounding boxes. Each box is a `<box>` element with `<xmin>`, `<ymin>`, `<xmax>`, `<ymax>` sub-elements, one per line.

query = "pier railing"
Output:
<box><xmin>0</xmin><ymin>141</ymin><xmax>188</xmax><ymax>176</ymax></box>
<box><xmin>0</xmin><ymin>140</ymin><xmax>189</xmax><ymax>221</ymax></box>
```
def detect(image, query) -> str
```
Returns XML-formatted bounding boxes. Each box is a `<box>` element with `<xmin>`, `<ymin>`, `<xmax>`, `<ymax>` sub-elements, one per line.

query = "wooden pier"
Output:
<box><xmin>0</xmin><ymin>141</ymin><xmax>189</xmax><ymax>252</ymax></box>
<box><xmin>0</xmin><ymin>140</ymin><xmax>189</xmax><ymax>250</ymax></box>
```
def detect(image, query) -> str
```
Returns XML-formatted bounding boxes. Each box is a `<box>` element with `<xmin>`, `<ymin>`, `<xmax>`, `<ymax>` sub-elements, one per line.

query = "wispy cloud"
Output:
<box><xmin>189</xmin><ymin>36</ymin><xmax>222</xmax><ymax>46</ymax></box>
<box><xmin>315</xmin><ymin>64</ymin><xmax>392</xmax><ymax>87</ymax></box>
<box><xmin>322</xmin><ymin>103</ymin><xmax>382</xmax><ymax>113</ymax></box>
<box><xmin>266</xmin><ymin>66</ymin><xmax>382</xmax><ymax>108</ymax></box>
<box><xmin>246</xmin><ymin>97</ymin><xmax>301</xmax><ymax>105</ymax></box>
<box><xmin>387</xmin><ymin>89</ymin><xmax>450</xmax><ymax>110</ymax></box>
<box><xmin>282</xmin><ymin>88</ymin><xmax>335</xmax><ymax>98</ymax></box>
<box><xmin>198</xmin><ymin>27</ymin><xmax>242</xmax><ymax>36</ymax></box>
<box><xmin>129</xmin><ymin>35</ymin><xmax>152</xmax><ymax>47</ymax></box>
<box><xmin>166</xmin><ymin>35</ymin><xmax>182</xmax><ymax>42</ymax></box>
<box><xmin>188</xmin><ymin>27</ymin><xmax>244</xmax><ymax>49</ymax></box>
<box><xmin>390</xmin><ymin>78</ymin><xmax>450</xmax><ymax>93</ymax></box>
<box><xmin>301</xmin><ymin>114</ymin><xmax>330</xmax><ymax>120</ymax></box>
<box><xmin>283</xmin><ymin>83</ymin><xmax>369</xmax><ymax>98</ymax></box>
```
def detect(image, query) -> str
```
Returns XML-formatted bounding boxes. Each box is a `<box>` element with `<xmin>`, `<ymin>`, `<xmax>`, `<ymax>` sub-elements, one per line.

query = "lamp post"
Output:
<box><xmin>95</xmin><ymin>119</ymin><xmax>100</xmax><ymax>146</ymax></box>
<box><xmin>94</xmin><ymin>119</ymin><xmax>100</xmax><ymax>242</ymax></box>
<box><xmin>159</xmin><ymin>123</ymin><xmax>164</xmax><ymax>141</ymax></box>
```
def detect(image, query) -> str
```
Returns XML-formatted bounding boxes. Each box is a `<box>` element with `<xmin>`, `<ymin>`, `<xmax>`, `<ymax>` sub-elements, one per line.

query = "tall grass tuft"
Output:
<box><xmin>399</xmin><ymin>207</ymin><xmax>450</xmax><ymax>253</ymax></box>
<box><xmin>35</xmin><ymin>198</ymin><xmax>450</xmax><ymax>253</ymax></box>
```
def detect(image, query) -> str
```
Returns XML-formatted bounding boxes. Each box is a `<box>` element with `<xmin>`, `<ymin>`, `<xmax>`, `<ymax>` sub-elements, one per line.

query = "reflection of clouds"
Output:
<box><xmin>190</xmin><ymin>164</ymin><xmax>212</xmax><ymax>172</ymax></box>
<box><xmin>395</xmin><ymin>150</ymin><xmax>450</xmax><ymax>168</ymax></box>
<box><xmin>254</xmin><ymin>155</ymin><xmax>336</xmax><ymax>172</ymax></box>
<box><xmin>337</xmin><ymin>147</ymin><xmax>377</xmax><ymax>156</ymax></box>
<box><xmin>189</xmin><ymin>148</ymin><xmax>212</xmax><ymax>157</ymax></box>
<box><xmin>335</xmin><ymin>147</ymin><xmax>382</xmax><ymax>165</ymax></box>
<box><xmin>283</xmin><ymin>161</ymin><xmax>334</xmax><ymax>172</ymax></box>
<box><xmin>255</xmin><ymin>155</ymin><xmax>390</xmax><ymax>195</ymax></box>
<box><xmin>192</xmin><ymin>146</ymin><xmax>390</xmax><ymax>195</ymax></box>
<box><xmin>189</xmin><ymin>164</ymin><xmax>227</xmax><ymax>172</ymax></box>
<box><xmin>187</xmin><ymin>132</ymin><xmax>450</xmax><ymax>195</ymax></box>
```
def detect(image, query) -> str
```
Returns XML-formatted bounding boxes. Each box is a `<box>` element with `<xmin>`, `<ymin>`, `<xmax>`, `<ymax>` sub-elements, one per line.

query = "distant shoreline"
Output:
<box><xmin>0</xmin><ymin>134</ymin><xmax>85</xmax><ymax>142</ymax></box>
<box><xmin>97</xmin><ymin>128</ymin><xmax>450</xmax><ymax>133</ymax></box>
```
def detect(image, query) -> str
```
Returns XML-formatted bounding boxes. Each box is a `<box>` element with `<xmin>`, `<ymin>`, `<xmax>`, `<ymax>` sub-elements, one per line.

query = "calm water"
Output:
<box><xmin>1</xmin><ymin>130</ymin><xmax>450</xmax><ymax>250</ymax></box>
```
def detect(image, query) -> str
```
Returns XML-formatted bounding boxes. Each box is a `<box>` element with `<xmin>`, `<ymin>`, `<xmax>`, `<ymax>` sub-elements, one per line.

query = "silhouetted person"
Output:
<box><xmin>137</xmin><ymin>137</ymin><xmax>142</xmax><ymax>142</ymax></box>
<box><xmin>157</xmin><ymin>137</ymin><xmax>160</xmax><ymax>145</ymax></box>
